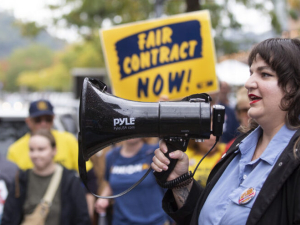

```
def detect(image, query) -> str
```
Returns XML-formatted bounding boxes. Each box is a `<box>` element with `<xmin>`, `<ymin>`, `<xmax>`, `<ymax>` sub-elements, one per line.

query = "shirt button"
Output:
<box><xmin>243</xmin><ymin>175</ymin><xmax>247</xmax><ymax>180</ymax></box>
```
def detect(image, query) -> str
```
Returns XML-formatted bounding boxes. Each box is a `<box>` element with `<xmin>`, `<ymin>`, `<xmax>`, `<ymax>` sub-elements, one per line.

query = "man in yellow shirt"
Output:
<box><xmin>7</xmin><ymin>99</ymin><xmax>92</xmax><ymax>172</ymax></box>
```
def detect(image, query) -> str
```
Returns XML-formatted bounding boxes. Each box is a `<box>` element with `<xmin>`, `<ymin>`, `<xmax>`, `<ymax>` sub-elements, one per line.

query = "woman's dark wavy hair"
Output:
<box><xmin>241</xmin><ymin>38</ymin><xmax>300</xmax><ymax>133</ymax></box>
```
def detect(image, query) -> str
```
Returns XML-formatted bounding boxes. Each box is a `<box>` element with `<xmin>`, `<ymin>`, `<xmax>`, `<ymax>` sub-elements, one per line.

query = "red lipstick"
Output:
<box><xmin>248</xmin><ymin>94</ymin><xmax>262</xmax><ymax>105</ymax></box>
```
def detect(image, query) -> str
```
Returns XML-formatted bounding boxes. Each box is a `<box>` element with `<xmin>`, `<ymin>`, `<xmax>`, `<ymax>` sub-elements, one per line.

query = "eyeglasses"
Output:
<box><xmin>33</xmin><ymin>116</ymin><xmax>53</xmax><ymax>123</ymax></box>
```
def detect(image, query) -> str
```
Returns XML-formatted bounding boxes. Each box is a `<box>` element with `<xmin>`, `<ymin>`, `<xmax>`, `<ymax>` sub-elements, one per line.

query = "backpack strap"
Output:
<box><xmin>42</xmin><ymin>164</ymin><xmax>63</xmax><ymax>205</ymax></box>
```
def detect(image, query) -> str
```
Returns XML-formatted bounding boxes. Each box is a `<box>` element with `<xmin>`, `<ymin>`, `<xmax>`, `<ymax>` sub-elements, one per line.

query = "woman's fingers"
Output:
<box><xmin>169</xmin><ymin>150</ymin><xmax>186</xmax><ymax>161</ymax></box>
<box><xmin>154</xmin><ymin>148</ymin><xmax>170</xmax><ymax>164</ymax></box>
<box><xmin>152</xmin><ymin>140</ymin><xmax>189</xmax><ymax>180</ymax></box>
<box><xmin>152</xmin><ymin>155</ymin><xmax>168</xmax><ymax>171</ymax></box>
<box><xmin>151</xmin><ymin>161</ymin><xmax>163</xmax><ymax>172</ymax></box>
<box><xmin>151</xmin><ymin>147</ymin><xmax>170</xmax><ymax>172</ymax></box>
<box><xmin>159</xmin><ymin>139</ymin><xmax>168</xmax><ymax>153</ymax></box>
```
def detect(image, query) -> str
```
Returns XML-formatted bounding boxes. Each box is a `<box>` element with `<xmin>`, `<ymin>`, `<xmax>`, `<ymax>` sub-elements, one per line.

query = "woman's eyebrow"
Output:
<box><xmin>257</xmin><ymin>66</ymin><xmax>273</xmax><ymax>71</ymax></box>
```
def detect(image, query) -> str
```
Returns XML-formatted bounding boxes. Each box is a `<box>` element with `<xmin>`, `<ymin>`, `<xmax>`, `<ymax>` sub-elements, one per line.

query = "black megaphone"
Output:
<box><xmin>78</xmin><ymin>78</ymin><xmax>225</xmax><ymax>197</ymax></box>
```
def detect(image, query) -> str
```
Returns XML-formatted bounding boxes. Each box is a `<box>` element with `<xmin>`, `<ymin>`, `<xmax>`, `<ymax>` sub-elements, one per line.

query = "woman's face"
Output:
<box><xmin>29</xmin><ymin>135</ymin><xmax>56</xmax><ymax>171</ymax></box>
<box><xmin>245</xmin><ymin>54</ymin><xmax>286</xmax><ymax>126</ymax></box>
<box><xmin>124</xmin><ymin>138</ymin><xmax>143</xmax><ymax>146</ymax></box>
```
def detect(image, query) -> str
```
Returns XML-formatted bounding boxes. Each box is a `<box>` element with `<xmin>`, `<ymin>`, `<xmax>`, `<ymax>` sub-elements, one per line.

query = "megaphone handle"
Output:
<box><xmin>153</xmin><ymin>139</ymin><xmax>188</xmax><ymax>185</ymax></box>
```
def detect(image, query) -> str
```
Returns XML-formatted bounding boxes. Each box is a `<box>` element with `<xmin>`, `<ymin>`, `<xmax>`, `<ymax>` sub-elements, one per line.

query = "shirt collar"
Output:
<box><xmin>239</xmin><ymin>126</ymin><xmax>262</xmax><ymax>156</ymax></box>
<box><xmin>260</xmin><ymin>124</ymin><xmax>296</xmax><ymax>165</ymax></box>
<box><xmin>239</xmin><ymin>125</ymin><xmax>296</xmax><ymax>165</ymax></box>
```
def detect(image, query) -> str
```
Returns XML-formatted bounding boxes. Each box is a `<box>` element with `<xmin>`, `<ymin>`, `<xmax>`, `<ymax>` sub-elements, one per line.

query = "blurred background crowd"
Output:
<box><xmin>0</xmin><ymin>0</ymin><xmax>300</xmax><ymax>224</ymax></box>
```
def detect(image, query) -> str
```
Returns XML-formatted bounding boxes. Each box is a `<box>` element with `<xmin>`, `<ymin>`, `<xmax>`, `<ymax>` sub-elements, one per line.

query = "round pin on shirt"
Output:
<box><xmin>239</xmin><ymin>187</ymin><xmax>256</xmax><ymax>205</ymax></box>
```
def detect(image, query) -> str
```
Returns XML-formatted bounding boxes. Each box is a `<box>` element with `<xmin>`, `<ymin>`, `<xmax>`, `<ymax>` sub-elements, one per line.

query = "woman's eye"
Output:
<box><xmin>262</xmin><ymin>73</ymin><xmax>272</xmax><ymax>77</ymax></box>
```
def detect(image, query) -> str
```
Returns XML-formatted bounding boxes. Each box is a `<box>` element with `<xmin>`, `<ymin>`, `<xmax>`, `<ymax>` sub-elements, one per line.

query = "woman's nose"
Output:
<box><xmin>30</xmin><ymin>150</ymin><xmax>38</xmax><ymax>158</ymax></box>
<box><xmin>244</xmin><ymin>74</ymin><xmax>257</xmax><ymax>91</ymax></box>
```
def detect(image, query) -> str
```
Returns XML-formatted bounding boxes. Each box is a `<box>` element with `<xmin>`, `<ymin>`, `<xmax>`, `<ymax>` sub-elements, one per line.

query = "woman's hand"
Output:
<box><xmin>151</xmin><ymin>140</ymin><xmax>189</xmax><ymax>181</ymax></box>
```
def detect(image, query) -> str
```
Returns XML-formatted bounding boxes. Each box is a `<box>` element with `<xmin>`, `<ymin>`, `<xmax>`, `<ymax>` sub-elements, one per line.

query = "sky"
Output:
<box><xmin>0</xmin><ymin>0</ymin><xmax>273</xmax><ymax>43</ymax></box>
<box><xmin>0</xmin><ymin>0</ymin><xmax>81</xmax><ymax>43</ymax></box>
<box><xmin>0</xmin><ymin>0</ymin><xmax>57</xmax><ymax>22</ymax></box>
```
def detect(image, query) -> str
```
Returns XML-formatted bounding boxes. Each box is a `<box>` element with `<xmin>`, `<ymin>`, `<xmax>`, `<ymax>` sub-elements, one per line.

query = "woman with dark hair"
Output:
<box><xmin>2</xmin><ymin>129</ymin><xmax>91</xmax><ymax>225</ymax></box>
<box><xmin>151</xmin><ymin>38</ymin><xmax>300</xmax><ymax>225</ymax></box>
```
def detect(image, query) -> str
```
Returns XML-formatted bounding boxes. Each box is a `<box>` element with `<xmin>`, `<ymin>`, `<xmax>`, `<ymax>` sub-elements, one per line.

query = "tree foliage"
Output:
<box><xmin>14</xmin><ymin>0</ymin><xmax>284</xmax><ymax>56</ymax></box>
<box><xmin>59</xmin><ymin>40</ymin><xmax>105</xmax><ymax>69</ymax></box>
<box><xmin>14</xmin><ymin>21</ymin><xmax>46</xmax><ymax>38</ymax></box>
<box><xmin>48</xmin><ymin>0</ymin><xmax>278</xmax><ymax>56</ymax></box>
<box><xmin>15</xmin><ymin>40</ymin><xmax>104</xmax><ymax>92</ymax></box>
<box><xmin>52</xmin><ymin>0</ymin><xmax>155</xmax><ymax>34</ymax></box>
<box><xmin>5</xmin><ymin>44</ymin><xmax>54</xmax><ymax>91</ymax></box>
<box><xmin>17</xmin><ymin>63</ymin><xmax>71</xmax><ymax>91</ymax></box>
<box><xmin>8</xmin><ymin>0</ymin><xmax>289</xmax><ymax>91</ymax></box>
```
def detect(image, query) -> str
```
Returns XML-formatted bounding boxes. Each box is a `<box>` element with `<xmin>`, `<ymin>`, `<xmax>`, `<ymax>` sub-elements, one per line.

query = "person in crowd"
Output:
<box><xmin>217</xmin><ymin>81</ymin><xmax>240</xmax><ymax>144</ymax></box>
<box><xmin>151</xmin><ymin>38</ymin><xmax>300</xmax><ymax>224</ymax></box>
<box><xmin>218</xmin><ymin>81</ymin><xmax>231</xmax><ymax>106</ymax></box>
<box><xmin>234</xmin><ymin>87</ymin><xmax>251</xmax><ymax>129</ymax></box>
<box><xmin>2</xmin><ymin>129</ymin><xmax>91</xmax><ymax>225</ymax></box>
<box><xmin>186</xmin><ymin>135</ymin><xmax>226</xmax><ymax>188</ymax></box>
<box><xmin>95</xmin><ymin>138</ymin><xmax>170</xmax><ymax>225</ymax></box>
<box><xmin>0</xmin><ymin>156</ymin><xmax>18</xmax><ymax>224</ymax></box>
<box><xmin>7</xmin><ymin>99</ymin><xmax>92</xmax><ymax>172</ymax></box>
<box><xmin>225</xmin><ymin>86</ymin><xmax>251</xmax><ymax>151</ymax></box>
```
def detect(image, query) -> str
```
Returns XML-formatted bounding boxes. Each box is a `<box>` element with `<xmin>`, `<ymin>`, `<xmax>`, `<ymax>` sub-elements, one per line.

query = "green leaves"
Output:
<box><xmin>14</xmin><ymin>21</ymin><xmax>46</xmax><ymax>38</ymax></box>
<box><xmin>5</xmin><ymin>44</ymin><xmax>54</xmax><ymax>91</ymax></box>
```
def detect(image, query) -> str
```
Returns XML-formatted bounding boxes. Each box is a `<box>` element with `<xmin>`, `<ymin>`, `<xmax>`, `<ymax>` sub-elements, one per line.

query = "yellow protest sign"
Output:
<box><xmin>100</xmin><ymin>10</ymin><xmax>218</xmax><ymax>102</ymax></box>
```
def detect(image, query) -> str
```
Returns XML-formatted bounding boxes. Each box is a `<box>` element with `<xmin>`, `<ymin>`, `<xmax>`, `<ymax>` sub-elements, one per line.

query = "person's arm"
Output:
<box><xmin>172</xmin><ymin>182</ymin><xmax>193</xmax><ymax>209</ymax></box>
<box><xmin>1</xmin><ymin>172</ymin><xmax>22</xmax><ymax>225</ymax></box>
<box><xmin>68</xmin><ymin>172</ymin><xmax>92</xmax><ymax>225</ymax></box>
<box><xmin>94</xmin><ymin>149</ymin><xmax>115</xmax><ymax>214</ymax></box>
<box><xmin>86</xmin><ymin>193</ymin><xmax>95</xmax><ymax>221</ymax></box>
<box><xmin>94</xmin><ymin>183</ymin><xmax>113</xmax><ymax>214</ymax></box>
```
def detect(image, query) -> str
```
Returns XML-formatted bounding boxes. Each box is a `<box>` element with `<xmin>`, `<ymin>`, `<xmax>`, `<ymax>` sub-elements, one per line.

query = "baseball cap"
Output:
<box><xmin>29</xmin><ymin>100</ymin><xmax>54</xmax><ymax>118</ymax></box>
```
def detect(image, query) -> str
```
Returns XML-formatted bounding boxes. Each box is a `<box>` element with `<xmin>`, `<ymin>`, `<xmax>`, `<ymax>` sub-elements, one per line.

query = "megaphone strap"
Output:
<box><xmin>80</xmin><ymin>161</ymin><xmax>153</xmax><ymax>199</ymax></box>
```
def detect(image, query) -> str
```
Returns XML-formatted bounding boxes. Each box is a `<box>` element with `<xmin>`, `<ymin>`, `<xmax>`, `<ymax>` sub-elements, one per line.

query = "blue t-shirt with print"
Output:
<box><xmin>105</xmin><ymin>143</ymin><xmax>168</xmax><ymax>225</ymax></box>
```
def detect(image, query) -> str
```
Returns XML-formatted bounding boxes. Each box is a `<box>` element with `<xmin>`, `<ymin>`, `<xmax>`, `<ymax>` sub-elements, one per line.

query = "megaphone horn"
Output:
<box><xmin>78</xmin><ymin>77</ymin><xmax>224</xmax><ymax>198</ymax></box>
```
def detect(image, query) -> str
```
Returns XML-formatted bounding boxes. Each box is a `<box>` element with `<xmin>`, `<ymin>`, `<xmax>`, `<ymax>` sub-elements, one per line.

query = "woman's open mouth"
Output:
<box><xmin>248</xmin><ymin>94</ymin><xmax>262</xmax><ymax>105</ymax></box>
